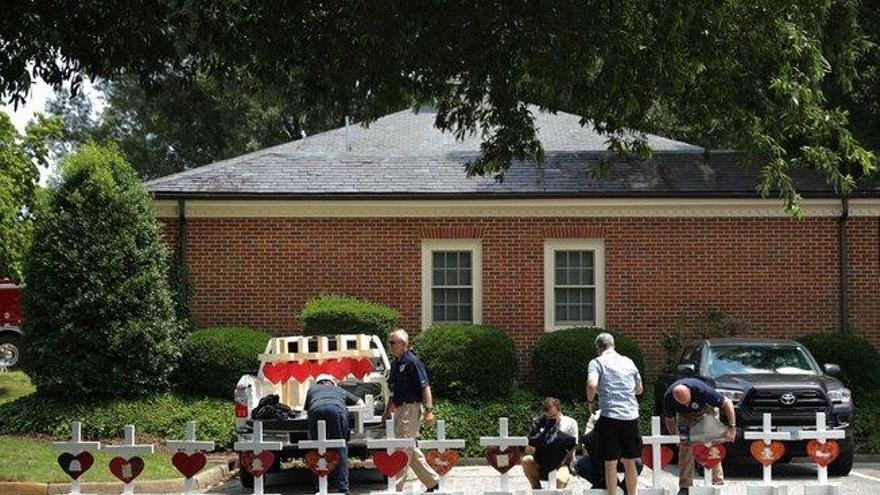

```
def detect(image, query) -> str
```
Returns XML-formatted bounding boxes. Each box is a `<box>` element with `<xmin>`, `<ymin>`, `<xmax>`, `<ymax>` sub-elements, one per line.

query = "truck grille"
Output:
<box><xmin>745</xmin><ymin>389</ymin><xmax>828</xmax><ymax>416</ymax></box>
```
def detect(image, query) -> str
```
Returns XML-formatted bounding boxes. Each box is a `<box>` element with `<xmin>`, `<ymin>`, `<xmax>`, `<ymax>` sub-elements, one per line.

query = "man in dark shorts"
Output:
<box><xmin>305</xmin><ymin>374</ymin><xmax>364</xmax><ymax>495</ymax></box>
<box><xmin>586</xmin><ymin>333</ymin><xmax>643</xmax><ymax>495</ymax></box>
<box><xmin>574</xmin><ymin>420</ymin><xmax>644</xmax><ymax>495</ymax></box>
<box><xmin>662</xmin><ymin>378</ymin><xmax>736</xmax><ymax>495</ymax></box>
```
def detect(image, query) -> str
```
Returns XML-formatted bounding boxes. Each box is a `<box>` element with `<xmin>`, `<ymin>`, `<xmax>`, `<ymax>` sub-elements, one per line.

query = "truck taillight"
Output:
<box><xmin>235</xmin><ymin>385</ymin><xmax>249</xmax><ymax>418</ymax></box>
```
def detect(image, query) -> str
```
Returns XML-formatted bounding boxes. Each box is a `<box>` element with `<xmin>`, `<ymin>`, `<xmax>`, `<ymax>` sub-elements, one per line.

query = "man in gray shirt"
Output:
<box><xmin>586</xmin><ymin>333</ymin><xmax>643</xmax><ymax>495</ymax></box>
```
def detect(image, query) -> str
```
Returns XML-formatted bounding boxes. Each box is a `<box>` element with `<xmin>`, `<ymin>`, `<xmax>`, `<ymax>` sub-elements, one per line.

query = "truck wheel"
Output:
<box><xmin>0</xmin><ymin>334</ymin><xmax>21</xmax><ymax>369</ymax></box>
<box><xmin>828</xmin><ymin>449</ymin><xmax>854</xmax><ymax>476</ymax></box>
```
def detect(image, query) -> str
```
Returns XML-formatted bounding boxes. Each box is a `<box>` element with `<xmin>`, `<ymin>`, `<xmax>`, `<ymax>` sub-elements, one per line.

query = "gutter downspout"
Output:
<box><xmin>839</xmin><ymin>197</ymin><xmax>849</xmax><ymax>333</ymax></box>
<box><xmin>177</xmin><ymin>199</ymin><xmax>188</xmax><ymax>267</ymax></box>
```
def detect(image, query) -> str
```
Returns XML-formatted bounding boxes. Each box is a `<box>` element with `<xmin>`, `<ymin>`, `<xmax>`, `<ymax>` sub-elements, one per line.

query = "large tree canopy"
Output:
<box><xmin>2</xmin><ymin>1</ymin><xmax>876</xmax><ymax>213</ymax></box>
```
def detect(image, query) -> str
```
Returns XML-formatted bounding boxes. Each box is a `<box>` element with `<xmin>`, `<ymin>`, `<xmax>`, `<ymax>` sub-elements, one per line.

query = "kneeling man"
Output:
<box><xmin>522</xmin><ymin>397</ymin><xmax>579</xmax><ymax>489</ymax></box>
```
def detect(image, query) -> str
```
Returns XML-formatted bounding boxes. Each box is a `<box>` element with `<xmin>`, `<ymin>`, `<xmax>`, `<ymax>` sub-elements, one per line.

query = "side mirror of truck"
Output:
<box><xmin>677</xmin><ymin>363</ymin><xmax>696</xmax><ymax>376</ymax></box>
<box><xmin>823</xmin><ymin>363</ymin><xmax>841</xmax><ymax>376</ymax></box>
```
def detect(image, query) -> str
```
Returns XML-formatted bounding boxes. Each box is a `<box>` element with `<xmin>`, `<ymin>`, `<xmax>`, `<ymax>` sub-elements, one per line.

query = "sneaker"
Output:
<box><xmin>426</xmin><ymin>484</ymin><xmax>439</xmax><ymax>492</ymax></box>
<box><xmin>677</xmin><ymin>489</ymin><xmax>688</xmax><ymax>495</ymax></box>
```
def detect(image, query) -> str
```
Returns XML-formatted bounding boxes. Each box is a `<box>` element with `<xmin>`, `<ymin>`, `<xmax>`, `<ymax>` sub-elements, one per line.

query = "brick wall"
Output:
<box><xmin>159</xmin><ymin>216</ymin><xmax>879</xmax><ymax>377</ymax></box>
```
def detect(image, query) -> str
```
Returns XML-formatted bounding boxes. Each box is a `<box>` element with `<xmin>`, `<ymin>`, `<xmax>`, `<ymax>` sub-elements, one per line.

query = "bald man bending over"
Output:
<box><xmin>662</xmin><ymin>378</ymin><xmax>736</xmax><ymax>495</ymax></box>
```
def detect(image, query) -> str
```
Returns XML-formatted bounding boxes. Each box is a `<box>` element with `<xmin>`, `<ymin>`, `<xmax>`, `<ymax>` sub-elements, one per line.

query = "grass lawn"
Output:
<box><xmin>0</xmin><ymin>371</ymin><xmax>36</xmax><ymax>404</ymax></box>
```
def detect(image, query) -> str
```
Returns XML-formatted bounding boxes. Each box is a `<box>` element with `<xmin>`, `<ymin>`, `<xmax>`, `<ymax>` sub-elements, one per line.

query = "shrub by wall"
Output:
<box><xmin>412</xmin><ymin>324</ymin><xmax>517</xmax><ymax>400</ymax></box>
<box><xmin>299</xmin><ymin>295</ymin><xmax>397</xmax><ymax>342</ymax></box>
<box><xmin>798</xmin><ymin>332</ymin><xmax>880</xmax><ymax>395</ymax></box>
<box><xmin>175</xmin><ymin>327</ymin><xmax>270</xmax><ymax>398</ymax></box>
<box><xmin>531</xmin><ymin>327</ymin><xmax>645</xmax><ymax>401</ymax></box>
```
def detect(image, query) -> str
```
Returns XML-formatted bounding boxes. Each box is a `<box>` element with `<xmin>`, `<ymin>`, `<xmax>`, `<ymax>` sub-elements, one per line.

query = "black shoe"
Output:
<box><xmin>426</xmin><ymin>484</ymin><xmax>439</xmax><ymax>492</ymax></box>
<box><xmin>677</xmin><ymin>489</ymin><xmax>688</xmax><ymax>495</ymax></box>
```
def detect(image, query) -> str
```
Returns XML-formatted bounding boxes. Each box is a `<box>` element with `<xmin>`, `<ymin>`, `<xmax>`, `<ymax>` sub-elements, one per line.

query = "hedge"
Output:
<box><xmin>412</xmin><ymin>324</ymin><xmax>517</xmax><ymax>400</ymax></box>
<box><xmin>797</xmin><ymin>332</ymin><xmax>880</xmax><ymax>395</ymax></box>
<box><xmin>299</xmin><ymin>295</ymin><xmax>398</xmax><ymax>342</ymax></box>
<box><xmin>175</xmin><ymin>327</ymin><xmax>271</xmax><ymax>398</ymax></box>
<box><xmin>531</xmin><ymin>327</ymin><xmax>645</xmax><ymax>401</ymax></box>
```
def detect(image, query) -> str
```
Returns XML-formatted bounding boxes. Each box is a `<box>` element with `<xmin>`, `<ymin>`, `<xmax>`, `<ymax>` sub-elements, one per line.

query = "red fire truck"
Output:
<box><xmin>0</xmin><ymin>278</ymin><xmax>23</xmax><ymax>369</ymax></box>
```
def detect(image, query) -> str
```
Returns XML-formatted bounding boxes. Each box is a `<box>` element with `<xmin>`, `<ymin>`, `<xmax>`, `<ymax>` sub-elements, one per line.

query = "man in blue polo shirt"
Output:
<box><xmin>380</xmin><ymin>329</ymin><xmax>440</xmax><ymax>492</ymax></box>
<box><xmin>662</xmin><ymin>378</ymin><xmax>737</xmax><ymax>495</ymax></box>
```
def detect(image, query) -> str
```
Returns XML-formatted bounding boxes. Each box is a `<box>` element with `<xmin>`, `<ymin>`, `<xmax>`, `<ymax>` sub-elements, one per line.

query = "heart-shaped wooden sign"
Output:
<box><xmin>693</xmin><ymin>444</ymin><xmax>726</xmax><ymax>469</ymax></box>
<box><xmin>426</xmin><ymin>450</ymin><xmax>460</xmax><ymax>476</ymax></box>
<box><xmin>109</xmin><ymin>456</ymin><xmax>145</xmax><ymax>484</ymax></box>
<box><xmin>58</xmin><ymin>452</ymin><xmax>94</xmax><ymax>480</ymax></box>
<box><xmin>351</xmin><ymin>357</ymin><xmax>373</xmax><ymax>379</ymax></box>
<box><xmin>807</xmin><ymin>440</ymin><xmax>840</xmax><ymax>467</ymax></box>
<box><xmin>641</xmin><ymin>445</ymin><xmax>674</xmax><ymax>469</ymax></box>
<box><xmin>240</xmin><ymin>451</ymin><xmax>275</xmax><ymax>478</ymax></box>
<box><xmin>262</xmin><ymin>362</ymin><xmax>289</xmax><ymax>384</ymax></box>
<box><xmin>749</xmin><ymin>441</ymin><xmax>786</xmax><ymax>467</ymax></box>
<box><xmin>172</xmin><ymin>452</ymin><xmax>207</xmax><ymax>478</ymax></box>
<box><xmin>306</xmin><ymin>450</ymin><xmax>341</xmax><ymax>477</ymax></box>
<box><xmin>373</xmin><ymin>451</ymin><xmax>409</xmax><ymax>477</ymax></box>
<box><xmin>486</xmin><ymin>446</ymin><xmax>521</xmax><ymax>474</ymax></box>
<box><xmin>288</xmin><ymin>361</ymin><xmax>313</xmax><ymax>382</ymax></box>
<box><xmin>316</xmin><ymin>358</ymin><xmax>352</xmax><ymax>381</ymax></box>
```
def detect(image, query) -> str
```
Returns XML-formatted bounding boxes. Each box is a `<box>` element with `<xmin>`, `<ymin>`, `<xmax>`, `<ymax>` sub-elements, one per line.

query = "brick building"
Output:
<box><xmin>146</xmin><ymin>108</ymin><xmax>880</xmax><ymax>375</ymax></box>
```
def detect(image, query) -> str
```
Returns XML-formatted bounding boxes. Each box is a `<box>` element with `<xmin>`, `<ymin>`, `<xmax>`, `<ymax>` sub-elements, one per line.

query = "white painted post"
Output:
<box><xmin>799</xmin><ymin>413</ymin><xmax>845</xmax><ymax>495</ymax></box>
<box><xmin>167</xmin><ymin>421</ymin><xmax>215</xmax><ymax>495</ymax></box>
<box><xmin>298</xmin><ymin>420</ymin><xmax>346</xmax><ymax>495</ymax></box>
<box><xmin>234</xmin><ymin>421</ymin><xmax>284</xmax><ymax>495</ymax></box>
<box><xmin>351</xmin><ymin>394</ymin><xmax>376</xmax><ymax>435</ymax></box>
<box><xmin>366</xmin><ymin>417</ymin><xmax>416</xmax><ymax>493</ymax></box>
<box><xmin>53</xmin><ymin>421</ymin><xmax>101</xmax><ymax>495</ymax></box>
<box><xmin>418</xmin><ymin>420</ymin><xmax>465</xmax><ymax>494</ymax></box>
<box><xmin>478</xmin><ymin>418</ymin><xmax>529</xmax><ymax>495</ymax></box>
<box><xmin>743</xmin><ymin>413</ymin><xmax>791</xmax><ymax>495</ymax></box>
<box><xmin>639</xmin><ymin>416</ymin><xmax>679</xmax><ymax>495</ymax></box>
<box><xmin>101</xmin><ymin>425</ymin><xmax>154</xmax><ymax>495</ymax></box>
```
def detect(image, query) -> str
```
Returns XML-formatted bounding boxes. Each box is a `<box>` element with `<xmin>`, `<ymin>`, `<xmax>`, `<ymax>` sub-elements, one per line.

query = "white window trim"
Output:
<box><xmin>421</xmin><ymin>240</ymin><xmax>482</xmax><ymax>329</ymax></box>
<box><xmin>544</xmin><ymin>239</ymin><xmax>605</xmax><ymax>332</ymax></box>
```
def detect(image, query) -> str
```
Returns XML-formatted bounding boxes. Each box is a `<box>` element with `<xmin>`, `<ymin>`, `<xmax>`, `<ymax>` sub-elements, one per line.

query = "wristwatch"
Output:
<box><xmin>425</xmin><ymin>406</ymin><xmax>434</xmax><ymax>412</ymax></box>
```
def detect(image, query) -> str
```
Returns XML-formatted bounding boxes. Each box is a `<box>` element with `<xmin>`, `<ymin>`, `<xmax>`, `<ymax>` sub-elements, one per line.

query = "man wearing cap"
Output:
<box><xmin>380</xmin><ymin>329</ymin><xmax>440</xmax><ymax>492</ymax></box>
<box><xmin>305</xmin><ymin>374</ymin><xmax>364</xmax><ymax>495</ymax></box>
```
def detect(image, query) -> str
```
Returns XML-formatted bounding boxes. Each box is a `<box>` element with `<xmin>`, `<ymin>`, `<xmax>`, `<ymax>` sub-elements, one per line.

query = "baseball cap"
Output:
<box><xmin>314</xmin><ymin>374</ymin><xmax>337</xmax><ymax>385</ymax></box>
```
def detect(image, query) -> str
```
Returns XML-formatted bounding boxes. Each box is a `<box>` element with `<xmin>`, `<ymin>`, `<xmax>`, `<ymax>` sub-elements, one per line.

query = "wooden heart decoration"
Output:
<box><xmin>262</xmin><ymin>362</ymin><xmax>289</xmax><ymax>384</ymax></box>
<box><xmin>58</xmin><ymin>452</ymin><xmax>94</xmax><ymax>480</ymax></box>
<box><xmin>486</xmin><ymin>446</ymin><xmax>521</xmax><ymax>474</ymax></box>
<box><xmin>807</xmin><ymin>440</ymin><xmax>840</xmax><ymax>467</ymax></box>
<box><xmin>306</xmin><ymin>450</ymin><xmax>340</xmax><ymax>477</ymax></box>
<box><xmin>288</xmin><ymin>361</ymin><xmax>313</xmax><ymax>382</ymax></box>
<box><xmin>641</xmin><ymin>445</ymin><xmax>674</xmax><ymax>469</ymax></box>
<box><xmin>426</xmin><ymin>450</ymin><xmax>460</xmax><ymax>476</ymax></box>
<box><xmin>317</xmin><ymin>358</ymin><xmax>352</xmax><ymax>381</ymax></box>
<box><xmin>373</xmin><ymin>451</ymin><xmax>409</xmax><ymax>477</ymax></box>
<box><xmin>172</xmin><ymin>452</ymin><xmax>207</xmax><ymax>478</ymax></box>
<box><xmin>109</xmin><ymin>456</ymin><xmax>144</xmax><ymax>483</ymax></box>
<box><xmin>240</xmin><ymin>450</ymin><xmax>275</xmax><ymax>478</ymax></box>
<box><xmin>692</xmin><ymin>444</ymin><xmax>726</xmax><ymax>469</ymax></box>
<box><xmin>750</xmin><ymin>441</ymin><xmax>786</xmax><ymax>467</ymax></box>
<box><xmin>351</xmin><ymin>357</ymin><xmax>373</xmax><ymax>379</ymax></box>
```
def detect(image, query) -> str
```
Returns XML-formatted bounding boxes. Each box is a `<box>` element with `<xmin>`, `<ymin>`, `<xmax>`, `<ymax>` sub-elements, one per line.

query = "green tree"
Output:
<box><xmin>20</xmin><ymin>143</ymin><xmax>182</xmax><ymax>399</ymax></box>
<box><xmin>0</xmin><ymin>111</ymin><xmax>61</xmax><ymax>282</ymax></box>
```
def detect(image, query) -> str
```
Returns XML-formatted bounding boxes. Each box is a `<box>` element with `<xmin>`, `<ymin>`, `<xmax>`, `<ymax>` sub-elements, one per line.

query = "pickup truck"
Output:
<box><xmin>234</xmin><ymin>334</ymin><xmax>390</xmax><ymax>487</ymax></box>
<box><xmin>655</xmin><ymin>338</ymin><xmax>854</xmax><ymax>475</ymax></box>
<box><xmin>0</xmin><ymin>278</ymin><xmax>23</xmax><ymax>370</ymax></box>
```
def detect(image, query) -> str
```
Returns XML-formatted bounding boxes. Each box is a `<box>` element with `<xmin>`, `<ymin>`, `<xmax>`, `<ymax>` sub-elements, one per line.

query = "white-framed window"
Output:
<box><xmin>544</xmin><ymin>239</ymin><xmax>605</xmax><ymax>331</ymax></box>
<box><xmin>421</xmin><ymin>240</ymin><xmax>482</xmax><ymax>329</ymax></box>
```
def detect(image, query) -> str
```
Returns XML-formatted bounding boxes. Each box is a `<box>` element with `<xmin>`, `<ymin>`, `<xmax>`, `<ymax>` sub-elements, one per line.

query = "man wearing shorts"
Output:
<box><xmin>586</xmin><ymin>333</ymin><xmax>643</xmax><ymax>495</ymax></box>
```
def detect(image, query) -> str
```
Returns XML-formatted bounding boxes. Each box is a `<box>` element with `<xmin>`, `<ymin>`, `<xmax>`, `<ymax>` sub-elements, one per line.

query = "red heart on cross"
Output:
<box><xmin>172</xmin><ymin>452</ymin><xmax>207</xmax><ymax>478</ymax></box>
<box><xmin>240</xmin><ymin>451</ymin><xmax>275</xmax><ymax>478</ymax></box>
<box><xmin>692</xmin><ymin>444</ymin><xmax>726</xmax><ymax>469</ymax></box>
<box><xmin>486</xmin><ymin>446</ymin><xmax>521</xmax><ymax>474</ymax></box>
<box><xmin>109</xmin><ymin>456</ymin><xmax>145</xmax><ymax>483</ymax></box>
<box><xmin>807</xmin><ymin>440</ymin><xmax>840</xmax><ymax>467</ymax></box>
<box><xmin>426</xmin><ymin>450</ymin><xmax>460</xmax><ymax>476</ymax></box>
<box><xmin>306</xmin><ymin>450</ymin><xmax>341</xmax><ymax>477</ymax></box>
<box><xmin>316</xmin><ymin>358</ymin><xmax>352</xmax><ymax>381</ymax></box>
<box><xmin>288</xmin><ymin>361</ymin><xmax>313</xmax><ymax>382</ymax></box>
<box><xmin>373</xmin><ymin>451</ymin><xmax>409</xmax><ymax>477</ymax></box>
<box><xmin>351</xmin><ymin>357</ymin><xmax>373</xmax><ymax>379</ymax></box>
<box><xmin>262</xmin><ymin>362</ymin><xmax>289</xmax><ymax>384</ymax></box>
<box><xmin>641</xmin><ymin>445</ymin><xmax>674</xmax><ymax>469</ymax></box>
<box><xmin>57</xmin><ymin>452</ymin><xmax>94</xmax><ymax>480</ymax></box>
<box><xmin>750</xmin><ymin>441</ymin><xmax>786</xmax><ymax>467</ymax></box>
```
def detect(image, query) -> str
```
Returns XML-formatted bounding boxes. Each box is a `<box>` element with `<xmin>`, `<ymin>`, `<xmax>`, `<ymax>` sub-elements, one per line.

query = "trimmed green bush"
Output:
<box><xmin>175</xmin><ymin>327</ymin><xmax>271</xmax><ymax>398</ymax></box>
<box><xmin>299</xmin><ymin>295</ymin><xmax>398</xmax><ymax>342</ymax></box>
<box><xmin>531</xmin><ymin>327</ymin><xmax>645</xmax><ymax>401</ymax></box>
<box><xmin>798</xmin><ymin>332</ymin><xmax>880</xmax><ymax>395</ymax></box>
<box><xmin>20</xmin><ymin>144</ymin><xmax>182</xmax><ymax>399</ymax></box>
<box><xmin>412</xmin><ymin>324</ymin><xmax>517</xmax><ymax>400</ymax></box>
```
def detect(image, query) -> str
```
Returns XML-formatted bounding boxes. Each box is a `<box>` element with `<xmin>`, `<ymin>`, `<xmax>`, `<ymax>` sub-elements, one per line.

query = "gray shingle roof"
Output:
<box><xmin>145</xmin><ymin>107</ymin><xmax>876</xmax><ymax>198</ymax></box>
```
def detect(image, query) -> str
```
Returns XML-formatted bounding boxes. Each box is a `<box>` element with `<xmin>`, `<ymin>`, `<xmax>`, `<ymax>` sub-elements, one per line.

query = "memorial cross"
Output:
<box><xmin>167</xmin><ymin>421</ymin><xmax>216</xmax><ymax>495</ymax></box>
<box><xmin>366</xmin><ymin>418</ymin><xmax>416</xmax><ymax>493</ymax></box>
<box><xmin>418</xmin><ymin>420</ymin><xmax>466</xmax><ymax>493</ymax></box>
<box><xmin>478</xmin><ymin>418</ymin><xmax>529</xmax><ymax>493</ymax></box>
<box><xmin>52</xmin><ymin>421</ymin><xmax>101</xmax><ymax>495</ymax></box>
<box><xmin>233</xmin><ymin>421</ymin><xmax>284</xmax><ymax>495</ymax></box>
<box><xmin>298</xmin><ymin>420</ymin><xmax>346</xmax><ymax>495</ymax></box>
<box><xmin>101</xmin><ymin>425</ymin><xmax>154</xmax><ymax>495</ymax></box>
<box><xmin>743</xmin><ymin>413</ymin><xmax>791</xmax><ymax>485</ymax></box>
<box><xmin>796</xmin><ymin>413</ymin><xmax>845</xmax><ymax>485</ymax></box>
<box><xmin>641</xmin><ymin>416</ymin><xmax>679</xmax><ymax>490</ymax></box>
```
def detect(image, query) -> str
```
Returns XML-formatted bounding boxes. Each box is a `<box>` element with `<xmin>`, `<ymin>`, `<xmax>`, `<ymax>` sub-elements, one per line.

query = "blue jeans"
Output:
<box><xmin>308</xmin><ymin>405</ymin><xmax>350</xmax><ymax>491</ymax></box>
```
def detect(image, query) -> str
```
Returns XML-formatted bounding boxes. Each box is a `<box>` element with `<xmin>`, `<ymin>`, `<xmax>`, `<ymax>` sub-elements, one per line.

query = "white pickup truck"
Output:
<box><xmin>234</xmin><ymin>334</ymin><xmax>390</xmax><ymax>487</ymax></box>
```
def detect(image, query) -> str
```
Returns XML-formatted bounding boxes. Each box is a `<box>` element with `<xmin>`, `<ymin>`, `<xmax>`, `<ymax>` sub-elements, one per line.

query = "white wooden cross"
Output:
<box><xmin>351</xmin><ymin>394</ymin><xmax>376</xmax><ymax>435</ymax></box>
<box><xmin>797</xmin><ymin>413</ymin><xmax>845</xmax><ymax>487</ymax></box>
<box><xmin>167</xmin><ymin>421</ymin><xmax>216</xmax><ymax>495</ymax></box>
<box><xmin>638</xmin><ymin>416</ymin><xmax>680</xmax><ymax>495</ymax></box>
<box><xmin>101</xmin><ymin>425</ymin><xmax>154</xmax><ymax>495</ymax></box>
<box><xmin>743</xmin><ymin>413</ymin><xmax>791</xmax><ymax>491</ymax></box>
<box><xmin>366</xmin><ymin>417</ymin><xmax>416</xmax><ymax>493</ymax></box>
<box><xmin>52</xmin><ymin>421</ymin><xmax>101</xmax><ymax>495</ymax></box>
<box><xmin>298</xmin><ymin>420</ymin><xmax>346</xmax><ymax>495</ymax></box>
<box><xmin>418</xmin><ymin>420</ymin><xmax>466</xmax><ymax>494</ymax></box>
<box><xmin>234</xmin><ymin>421</ymin><xmax>284</xmax><ymax>495</ymax></box>
<box><xmin>478</xmin><ymin>418</ymin><xmax>529</xmax><ymax>494</ymax></box>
